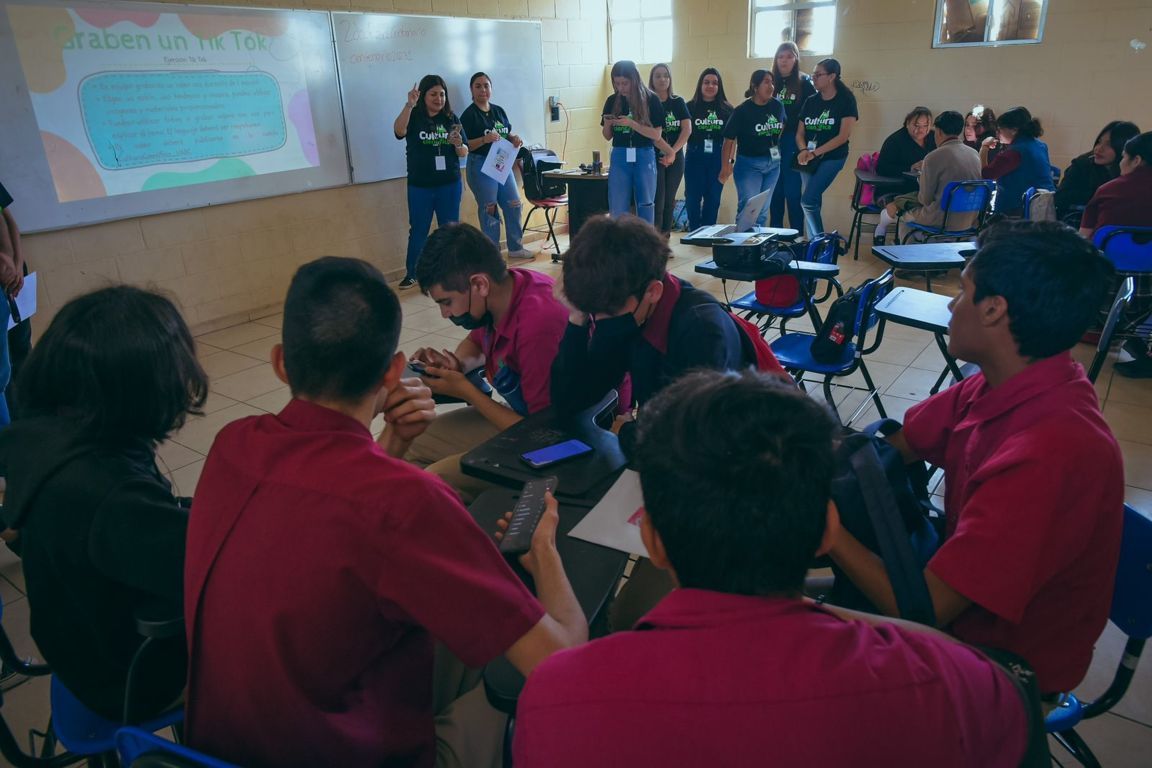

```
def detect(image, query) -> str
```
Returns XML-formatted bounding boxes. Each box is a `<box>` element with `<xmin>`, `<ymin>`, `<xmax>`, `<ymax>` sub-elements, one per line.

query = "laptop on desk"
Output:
<box><xmin>682</xmin><ymin>190</ymin><xmax>798</xmax><ymax>245</ymax></box>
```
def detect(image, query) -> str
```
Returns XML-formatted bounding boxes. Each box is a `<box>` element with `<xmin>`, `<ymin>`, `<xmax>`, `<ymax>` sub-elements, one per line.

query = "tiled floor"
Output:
<box><xmin>2</xmin><ymin>235</ymin><xmax>1150</xmax><ymax>763</ymax></box>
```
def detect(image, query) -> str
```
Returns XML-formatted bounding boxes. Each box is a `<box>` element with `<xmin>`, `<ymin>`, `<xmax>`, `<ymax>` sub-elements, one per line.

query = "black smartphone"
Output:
<box><xmin>520</xmin><ymin>439</ymin><xmax>593</xmax><ymax>469</ymax></box>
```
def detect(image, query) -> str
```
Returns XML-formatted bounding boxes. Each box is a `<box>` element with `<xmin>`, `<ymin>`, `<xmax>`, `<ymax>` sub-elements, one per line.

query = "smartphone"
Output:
<box><xmin>406</xmin><ymin>361</ymin><xmax>438</xmax><ymax>379</ymax></box>
<box><xmin>520</xmin><ymin>439</ymin><xmax>593</xmax><ymax>469</ymax></box>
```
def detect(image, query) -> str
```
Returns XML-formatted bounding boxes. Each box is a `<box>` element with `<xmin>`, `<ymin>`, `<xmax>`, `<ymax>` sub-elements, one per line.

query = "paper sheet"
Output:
<box><xmin>480</xmin><ymin>138</ymin><xmax>516</xmax><ymax>185</ymax></box>
<box><xmin>568</xmin><ymin>470</ymin><xmax>649</xmax><ymax>558</ymax></box>
<box><xmin>8</xmin><ymin>272</ymin><xmax>37</xmax><ymax>330</ymax></box>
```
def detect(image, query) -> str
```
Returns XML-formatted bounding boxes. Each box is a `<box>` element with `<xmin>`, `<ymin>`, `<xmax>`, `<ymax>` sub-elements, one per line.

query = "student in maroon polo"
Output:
<box><xmin>828</xmin><ymin>221</ymin><xmax>1123</xmax><ymax>696</ymax></box>
<box><xmin>185</xmin><ymin>257</ymin><xmax>586</xmax><ymax>768</ymax></box>
<box><xmin>515</xmin><ymin>371</ymin><xmax>1028</xmax><ymax>767</ymax></box>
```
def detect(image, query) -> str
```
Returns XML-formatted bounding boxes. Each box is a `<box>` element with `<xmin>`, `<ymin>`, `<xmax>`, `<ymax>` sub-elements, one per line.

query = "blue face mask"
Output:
<box><xmin>449</xmin><ymin>287</ymin><xmax>492</xmax><ymax>330</ymax></box>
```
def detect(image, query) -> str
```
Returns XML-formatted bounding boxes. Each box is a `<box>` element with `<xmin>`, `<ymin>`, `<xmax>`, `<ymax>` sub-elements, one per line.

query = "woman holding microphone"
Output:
<box><xmin>460</xmin><ymin>72</ymin><xmax>531</xmax><ymax>260</ymax></box>
<box><xmin>394</xmin><ymin>75</ymin><xmax>467</xmax><ymax>288</ymax></box>
<box><xmin>602</xmin><ymin>60</ymin><xmax>670</xmax><ymax>225</ymax></box>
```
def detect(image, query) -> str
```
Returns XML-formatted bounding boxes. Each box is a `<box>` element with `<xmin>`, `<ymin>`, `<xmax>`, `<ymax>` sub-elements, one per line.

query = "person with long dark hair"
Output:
<box><xmin>769</xmin><ymin>42</ymin><xmax>816</xmax><ymax>230</ymax></box>
<box><xmin>602</xmin><ymin>60</ymin><xmax>669</xmax><ymax>225</ymax></box>
<box><xmin>1055</xmin><ymin>120</ymin><xmax>1141</xmax><ymax>224</ymax></box>
<box><xmin>720</xmin><ymin>69</ymin><xmax>786</xmax><ymax>229</ymax></box>
<box><xmin>394</xmin><ymin>74</ymin><xmax>468</xmax><ymax>288</ymax></box>
<box><xmin>980</xmin><ymin>106</ymin><xmax>1054</xmax><ymax>216</ymax></box>
<box><xmin>962</xmin><ymin>105</ymin><xmax>997</xmax><ymax>150</ymax></box>
<box><xmin>461</xmin><ymin>72</ymin><xmax>531</xmax><ymax>260</ymax></box>
<box><xmin>649</xmin><ymin>63</ymin><xmax>692</xmax><ymax>236</ymax></box>
<box><xmin>0</xmin><ymin>285</ymin><xmax>207</xmax><ymax>721</ymax></box>
<box><xmin>683</xmin><ymin>68</ymin><xmax>733</xmax><ymax>231</ymax></box>
<box><xmin>795</xmin><ymin>58</ymin><xmax>858</xmax><ymax>236</ymax></box>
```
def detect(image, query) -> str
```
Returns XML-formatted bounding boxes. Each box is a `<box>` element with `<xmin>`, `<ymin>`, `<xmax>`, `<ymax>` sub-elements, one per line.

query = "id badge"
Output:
<box><xmin>626</xmin><ymin>147</ymin><xmax>637</xmax><ymax>163</ymax></box>
<box><xmin>704</xmin><ymin>139</ymin><xmax>714</xmax><ymax>154</ymax></box>
<box><xmin>770</xmin><ymin>146</ymin><xmax>781</xmax><ymax>161</ymax></box>
<box><xmin>435</xmin><ymin>155</ymin><xmax>447</xmax><ymax>171</ymax></box>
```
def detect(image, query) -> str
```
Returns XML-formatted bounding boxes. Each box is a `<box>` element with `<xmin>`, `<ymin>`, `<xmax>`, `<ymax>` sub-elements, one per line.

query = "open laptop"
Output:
<box><xmin>681</xmin><ymin>190</ymin><xmax>781</xmax><ymax>245</ymax></box>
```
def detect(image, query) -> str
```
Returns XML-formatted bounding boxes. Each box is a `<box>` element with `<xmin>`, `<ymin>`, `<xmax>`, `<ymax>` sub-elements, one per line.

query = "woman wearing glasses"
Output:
<box><xmin>872</xmin><ymin>107</ymin><xmax>936</xmax><ymax>245</ymax></box>
<box><xmin>795</xmin><ymin>58</ymin><xmax>857</xmax><ymax>236</ymax></box>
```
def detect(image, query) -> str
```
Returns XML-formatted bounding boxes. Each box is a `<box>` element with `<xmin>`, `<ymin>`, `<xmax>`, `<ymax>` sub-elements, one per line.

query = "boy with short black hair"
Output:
<box><xmin>828</xmin><ymin>220</ymin><xmax>1123</xmax><ymax>697</ymax></box>
<box><xmin>515</xmin><ymin>370</ymin><xmax>1028</xmax><ymax>767</ymax></box>
<box><xmin>402</xmin><ymin>223</ymin><xmax>569</xmax><ymax>501</ymax></box>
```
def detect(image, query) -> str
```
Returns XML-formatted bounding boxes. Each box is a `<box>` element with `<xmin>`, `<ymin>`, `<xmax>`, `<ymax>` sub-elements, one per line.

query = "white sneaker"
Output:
<box><xmin>507</xmin><ymin>249</ymin><xmax>535</xmax><ymax>261</ymax></box>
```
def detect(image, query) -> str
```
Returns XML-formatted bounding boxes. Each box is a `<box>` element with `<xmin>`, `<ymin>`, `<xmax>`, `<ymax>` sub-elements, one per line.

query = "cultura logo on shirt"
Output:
<box><xmin>664</xmin><ymin>112</ymin><xmax>680</xmax><ymax>131</ymax></box>
<box><xmin>486</xmin><ymin>121</ymin><xmax>509</xmax><ymax>138</ymax></box>
<box><xmin>613</xmin><ymin>112</ymin><xmax>634</xmax><ymax>133</ymax></box>
<box><xmin>755</xmin><ymin>116</ymin><xmax>783</xmax><ymax>137</ymax></box>
<box><xmin>780</xmin><ymin>91</ymin><xmax>797</xmax><ymax>105</ymax></box>
<box><xmin>804</xmin><ymin>110</ymin><xmax>837</xmax><ymax>132</ymax></box>
<box><xmin>419</xmin><ymin>124</ymin><xmax>450</xmax><ymax>145</ymax></box>
<box><xmin>695</xmin><ymin>111</ymin><xmax>724</xmax><ymax>131</ymax></box>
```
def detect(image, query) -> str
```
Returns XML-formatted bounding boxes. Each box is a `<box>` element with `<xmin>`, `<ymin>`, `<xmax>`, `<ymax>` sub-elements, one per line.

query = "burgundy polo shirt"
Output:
<box><xmin>467</xmin><ymin>268</ymin><xmax>569</xmax><ymax>415</ymax></box>
<box><xmin>514</xmin><ymin>590</ymin><xmax>1026</xmax><ymax>767</ymax></box>
<box><xmin>1081</xmin><ymin>165</ymin><xmax>1152</xmax><ymax>232</ymax></box>
<box><xmin>905</xmin><ymin>352</ymin><xmax>1123</xmax><ymax>693</ymax></box>
<box><xmin>185</xmin><ymin>399</ymin><xmax>544</xmax><ymax>768</ymax></box>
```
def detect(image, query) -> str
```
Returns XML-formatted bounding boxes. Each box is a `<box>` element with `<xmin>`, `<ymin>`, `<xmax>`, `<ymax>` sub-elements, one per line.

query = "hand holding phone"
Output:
<box><xmin>498</xmin><ymin>477</ymin><xmax>559</xmax><ymax>556</ymax></box>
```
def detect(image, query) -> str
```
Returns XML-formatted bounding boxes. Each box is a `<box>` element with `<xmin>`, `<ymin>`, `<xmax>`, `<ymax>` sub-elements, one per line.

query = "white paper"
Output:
<box><xmin>568</xmin><ymin>470</ymin><xmax>649</xmax><ymax>558</ymax></box>
<box><xmin>7</xmin><ymin>272</ymin><xmax>36</xmax><ymax>330</ymax></box>
<box><xmin>480</xmin><ymin>138</ymin><xmax>516</xmax><ymax>185</ymax></box>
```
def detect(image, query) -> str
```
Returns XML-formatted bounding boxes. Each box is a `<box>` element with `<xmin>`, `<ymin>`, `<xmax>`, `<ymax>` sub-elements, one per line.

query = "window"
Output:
<box><xmin>750</xmin><ymin>1</ymin><xmax>837</xmax><ymax>59</ymax></box>
<box><xmin>609</xmin><ymin>0</ymin><xmax>673</xmax><ymax>64</ymax></box>
<box><xmin>933</xmin><ymin>0</ymin><xmax>1048</xmax><ymax>48</ymax></box>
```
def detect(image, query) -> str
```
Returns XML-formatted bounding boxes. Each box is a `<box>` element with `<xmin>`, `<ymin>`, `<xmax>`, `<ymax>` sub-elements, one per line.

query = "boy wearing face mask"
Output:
<box><xmin>398</xmin><ymin>223</ymin><xmax>569</xmax><ymax>501</ymax></box>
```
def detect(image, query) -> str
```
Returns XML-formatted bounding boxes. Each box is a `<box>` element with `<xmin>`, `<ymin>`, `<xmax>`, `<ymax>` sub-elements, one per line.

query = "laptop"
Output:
<box><xmin>681</xmin><ymin>190</ymin><xmax>776</xmax><ymax>245</ymax></box>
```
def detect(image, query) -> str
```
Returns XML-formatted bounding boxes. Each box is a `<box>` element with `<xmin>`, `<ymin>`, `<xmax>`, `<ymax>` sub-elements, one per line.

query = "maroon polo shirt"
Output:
<box><xmin>905</xmin><ymin>352</ymin><xmax>1124</xmax><ymax>693</ymax></box>
<box><xmin>1081</xmin><ymin>165</ymin><xmax>1152</xmax><ymax>232</ymax></box>
<box><xmin>185</xmin><ymin>399</ymin><xmax>544</xmax><ymax>767</ymax></box>
<box><xmin>514</xmin><ymin>590</ymin><xmax>1026</xmax><ymax>767</ymax></box>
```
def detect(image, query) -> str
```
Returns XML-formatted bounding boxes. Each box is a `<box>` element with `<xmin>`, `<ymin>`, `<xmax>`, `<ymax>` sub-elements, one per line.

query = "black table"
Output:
<box><xmin>469</xmin><ymin>488</ymin><xmax>629</xmax><ymax>714</ymax></box>
<box><xmin>874</xmin><ymin>286</ymin><xmax>971</xmax><ymax>394</ymax></box>
<box><xmin>543</xmin><ymin>169</ymin><xmax>608</xmax><ymax>244</ymax></box>
<box><xmin>855</xmin><ymin>168</ymin><xmax>906</xmax><ymax>188</ymax></box>
<box><xmin>871</xmin><ymin>241</ymin><xmax>973</xmax><ymax>292</ymax></box>
<box><xmin>460</xmin><ymin>391</ymin><xmax>626</xmax><ymax>503</ymax></box>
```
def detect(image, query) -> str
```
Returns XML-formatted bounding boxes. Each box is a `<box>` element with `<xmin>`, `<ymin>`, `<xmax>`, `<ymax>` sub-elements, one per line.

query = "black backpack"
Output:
<box><xmin>810</xmin><ymin>284</ymin><xmax>864</xmax><ymax>362</ymax></box>
<box><xmin>518</xmin><ymin>148</ymin><xmax>565</xmax><ymax>200</ymax></box>
<box><xmin>822</xmin><ymin>419</ymin><xmax>942</xmax><ymax>625</ymax></box>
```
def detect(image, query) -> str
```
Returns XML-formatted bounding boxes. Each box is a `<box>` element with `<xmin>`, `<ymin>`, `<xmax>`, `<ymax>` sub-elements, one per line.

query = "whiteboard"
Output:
<box><xmin>332</xmin><ymin>12</ymin><xmax>545</xmax><ymax>184</ymax></box>
<box><xmin>0</xmin><ymin>0</ymin><xmax>349</xmax><ymax>232</ymax></box>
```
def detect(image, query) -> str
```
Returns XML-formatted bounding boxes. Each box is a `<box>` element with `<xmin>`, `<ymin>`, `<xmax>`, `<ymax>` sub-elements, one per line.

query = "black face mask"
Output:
<box><xmin>593</xmin><ymin>312</ymin><xmax>643</xmax><ymax>338</ymax></box>
<box><xmin>449</xmin><ymin>287</ymin><xmax>492</xmax><ymax>330</ymax></box>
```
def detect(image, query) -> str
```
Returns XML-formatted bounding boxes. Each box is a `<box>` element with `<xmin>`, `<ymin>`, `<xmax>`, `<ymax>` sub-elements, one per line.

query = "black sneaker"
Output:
<box><xmin>398</xmin><ymin>277</ymin><xmax>417</xmax><ymax>290</ymax></box>
<box><xmin>1122</xmin><ymin>338</ymin><xmax>1149</xmax><ymax>359</ymax></box>
<box><xmin>1115</xmin><ymin>353</ymin><xmax>1152</xmax><ymax>379</ymax></box>
<box><xmin>873</xmin><ymin>233</ymin><xmax>888</xmax><ymax>247</ymax></box>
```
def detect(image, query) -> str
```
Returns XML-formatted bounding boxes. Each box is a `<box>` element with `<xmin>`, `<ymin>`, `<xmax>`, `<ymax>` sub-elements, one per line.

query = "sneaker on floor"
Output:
<box><xmin>1122</xmin><ymin>337</ymin><xmax>1149</xmax><ymax>359</ymax></box>
<box><xmin>873</xmin><ymin>233</ymin><xmax>888</xmax><ymax>246</ymax></box>
<box><xmin>1114</xmin><ymin>354</ymin><xmax>1152</xmax><ymax>379</ymax></box>
<box><xmin>507</xmin><ymin>249</ymin><xmax>535</xmax><ymax>261</ymax></box>
<box><xmin>398</xmin><ymin>276</ymin><xmax>417</xmax><ymax>289</ymax></box>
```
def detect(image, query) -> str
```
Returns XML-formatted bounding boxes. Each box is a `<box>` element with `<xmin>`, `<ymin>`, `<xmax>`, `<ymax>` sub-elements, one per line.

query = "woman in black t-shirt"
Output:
<box><xmin>460</xmin><ymin>72</ymin><xmax>530</xmax><ymax>259</ymax></box>
<box><xmin>770</xmin><ymin>42</ymin><xmax>816</xmax><ymax>230</ymax></box>
<box><xmin>393</xmin><ymin>75</ymin><xmax>468</xmax><ymax>288</ymax></box>
<box><xmin>684</xmin><ymin>68</ymin><xmax>734</xmax><ymax>231</ymax></box>
<box><xmin>649</xmin><ymin>63</ymin><xmax>692</xmax><ymax>236</ymax></box>
<box><xmin>795</xmin><ymin>58</ymin><xmax>858</xmax><ymax>236</ymax></box>
<box><xmin>602</xmin><ymin>60</ymin><xmax>670</xmax><ymax>226</ymax></box>
<box><xmin>720</xmin><ymin>69</ymin><xmax>786</xmax><ymax>229</ymax></box>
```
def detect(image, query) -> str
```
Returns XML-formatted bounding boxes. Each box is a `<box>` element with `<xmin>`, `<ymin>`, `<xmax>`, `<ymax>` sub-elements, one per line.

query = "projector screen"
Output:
<box><xmin>0</xmin><ymin>0</ymin><xmax>350</xmax><ymax>231</ymax></box>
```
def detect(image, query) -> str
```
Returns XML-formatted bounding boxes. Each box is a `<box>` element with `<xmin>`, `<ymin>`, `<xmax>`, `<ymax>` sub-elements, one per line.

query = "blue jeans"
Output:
<box><xmin>466</xmin><ymin>155</ymin><xmax>524</xmax><ymax>251</ymax></box>
<box><xmin>608</xmin><ymin>146</ymin><xmax>657</xmax><ymax>225</ymax></box>
<box><xmin>0</xmin><ymin>297</ymin><xmax>10</xmax><ymax>427</ymax></box>
<box><xmin>799</xmin><ymin>155</ymin><xmax>848</xmax><ymax>237</ymax></box>
<box><xmin>770</xmin><ymin>131</ymin><xmax>804</xmax><ymax>229</ymax></box>
<box><xmin>733</xmin><ymin>154</ymin><xmax>781</xmax><ymax>228</ymax></box>
<box><xmin>406</xmin><ymin>180</ymin><xmax>462</xmax><ymax>278</ymax></box>
<box><xmin>683</xmin><ymin>145</ymin><xmax>724</xmax><ymax>230</ymax></box>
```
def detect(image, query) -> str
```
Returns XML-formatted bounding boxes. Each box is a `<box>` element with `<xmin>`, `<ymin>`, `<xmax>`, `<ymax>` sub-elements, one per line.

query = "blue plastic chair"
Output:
<box><xmin>901</xmin><ymin>180</ymin><xmax>995</xmax><ymax>244</ymax></box>
<box><xmin>1021</xmin><ymin>186</ymin><xmax>1056</xmax><ymax>221</ymax></box>
<box><xmin>1045</xmin><ymin>504</ymin><xmax>1152</xmax><ymax>767</ymax></box>
<box><xmin>50</xmin><ymin>677</ymin><xmax>183</xmax><ymax>759</ymax></box>
<box><xmin>1086</xmin><ymin>277</ymin><xmax>1135</xmax><ymax>383</ymax></box>
<box><xmin>117</xmin><ymin>727</ymin><xmax>238</xmax><ymax>767</ymax></box>
<box><xmin>730</xmin><ymin>232</ymin><xmax>846</xmax><ymax>336</ymax></box>
<box><xmin>770</xmin><ymin>270</ymin><xmax>894</xmax><ymax>425</ymax></box>
<box><xmin>1092</xmin><ymin>226</ymin><xmax>1152</xmax><ymax>274</ymax></box>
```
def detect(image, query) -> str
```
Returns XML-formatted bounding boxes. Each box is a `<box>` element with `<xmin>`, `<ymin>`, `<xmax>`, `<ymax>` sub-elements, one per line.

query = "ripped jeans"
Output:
<box><xmin>466</xmin><ymin>154</ymin><xmax>524</xmax><ymax>251</ymax></box>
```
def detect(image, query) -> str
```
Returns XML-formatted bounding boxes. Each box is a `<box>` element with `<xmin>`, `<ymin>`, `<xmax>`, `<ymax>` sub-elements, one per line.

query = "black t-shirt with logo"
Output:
<box><xmin>601</xmin><ymin>92</ymin><xmax>667</xmax><ymax>149</ymax></box>
<box><xmin>0</xmin><ymin>181</ymin><xmax>12</xmax><ymax>210</ymax></box>
<box><xmin>686</xmin><ymin>99</ymin><xmax>733</xmax><ymax>149</ymax></box>
<box><xmin>774</xmin><ymin>73</ymin><xmax>817</xmax><ymax>132</ymax></box>
<box><xmin>660</xmin><ymin>96</ymin><xmax>691</xmax><ymax>148</ymax></box>
<box><xmin>722</xmin><ymin>98</ymin><xmax>786</xmax><ymax>157</ymax></box>
<box><xmin>798</xmin><ymin>88</ymin><xmax>859</xmax><ymax>161</ymax></box>
<box><xmin>402</xmin><ymin>110</ymin><xmax>467</xmax><ymax>188</ymax></box>
<box><xmin>460</xmin><ymin>103</ymin><xmax>513</xmax><ymax>159</ymax></box>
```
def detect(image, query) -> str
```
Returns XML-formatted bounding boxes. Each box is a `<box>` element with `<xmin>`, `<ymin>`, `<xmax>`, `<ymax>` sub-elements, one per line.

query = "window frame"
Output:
<box><xmin>608</xmin><ymin>1</ymin><xmax>675</xmax><ymax>65</ymax></box>
<box><xmin>932</xmin><ymin>0</ymin><xmax>1050</xmax><ymax>49</ymax></box>
<box><xmin>748</xmin><ymin>0</ymin><xmax>838</xmax><ymax>59</ymax></box>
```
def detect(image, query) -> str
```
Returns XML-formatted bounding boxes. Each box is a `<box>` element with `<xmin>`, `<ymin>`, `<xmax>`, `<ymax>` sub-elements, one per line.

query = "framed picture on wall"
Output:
<box><xmin>933</xmin><ymin>0</ymin><xmax>1049</xmax><ymax>48</ymax></box>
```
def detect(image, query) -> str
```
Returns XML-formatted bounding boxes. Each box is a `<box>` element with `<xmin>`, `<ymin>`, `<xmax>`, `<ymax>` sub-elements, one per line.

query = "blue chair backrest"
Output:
<box><xmin>853</xmin><ymin>270</ymin><xmax>895</xmax><ymax>340</ymax></box>
<box><xmin>804</xmin><ymin>231</ymin><xmax>845</xmax><ymax>266</ymax></box>
<box><xmin>117</xmin><ymin>727</ymin><xmax>239</xmax><ymax>768</ymax></box>
<box><xmin>1050</xmin><ymin>164</ymin><xmax>1062</xmax><ymax>186</ymax></box>
<box><xmin>1111</xmin><ymin>504</ymin><xmax>1152</xmax><ymax>640</ymax></box>
<box><xmin>1092</xmin><ymin>226</ymin><xmax>1152</xmax><ymax>274</ymax></box>
<box><xmin>1022</xmin><ymin>186</ymin><xmax>1038</xmax><ymax>219</ymax></box>
<box><xmin>941</xmin><ymin>180</ymin><xmax>995</xmax><ymax>215</ymax></box>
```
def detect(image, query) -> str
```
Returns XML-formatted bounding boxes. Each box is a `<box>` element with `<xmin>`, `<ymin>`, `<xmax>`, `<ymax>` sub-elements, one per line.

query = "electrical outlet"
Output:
<box><xmin>548</xmin><ymin>96</ymin><xmax>560</xmax><ymax>122</ymax></box>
